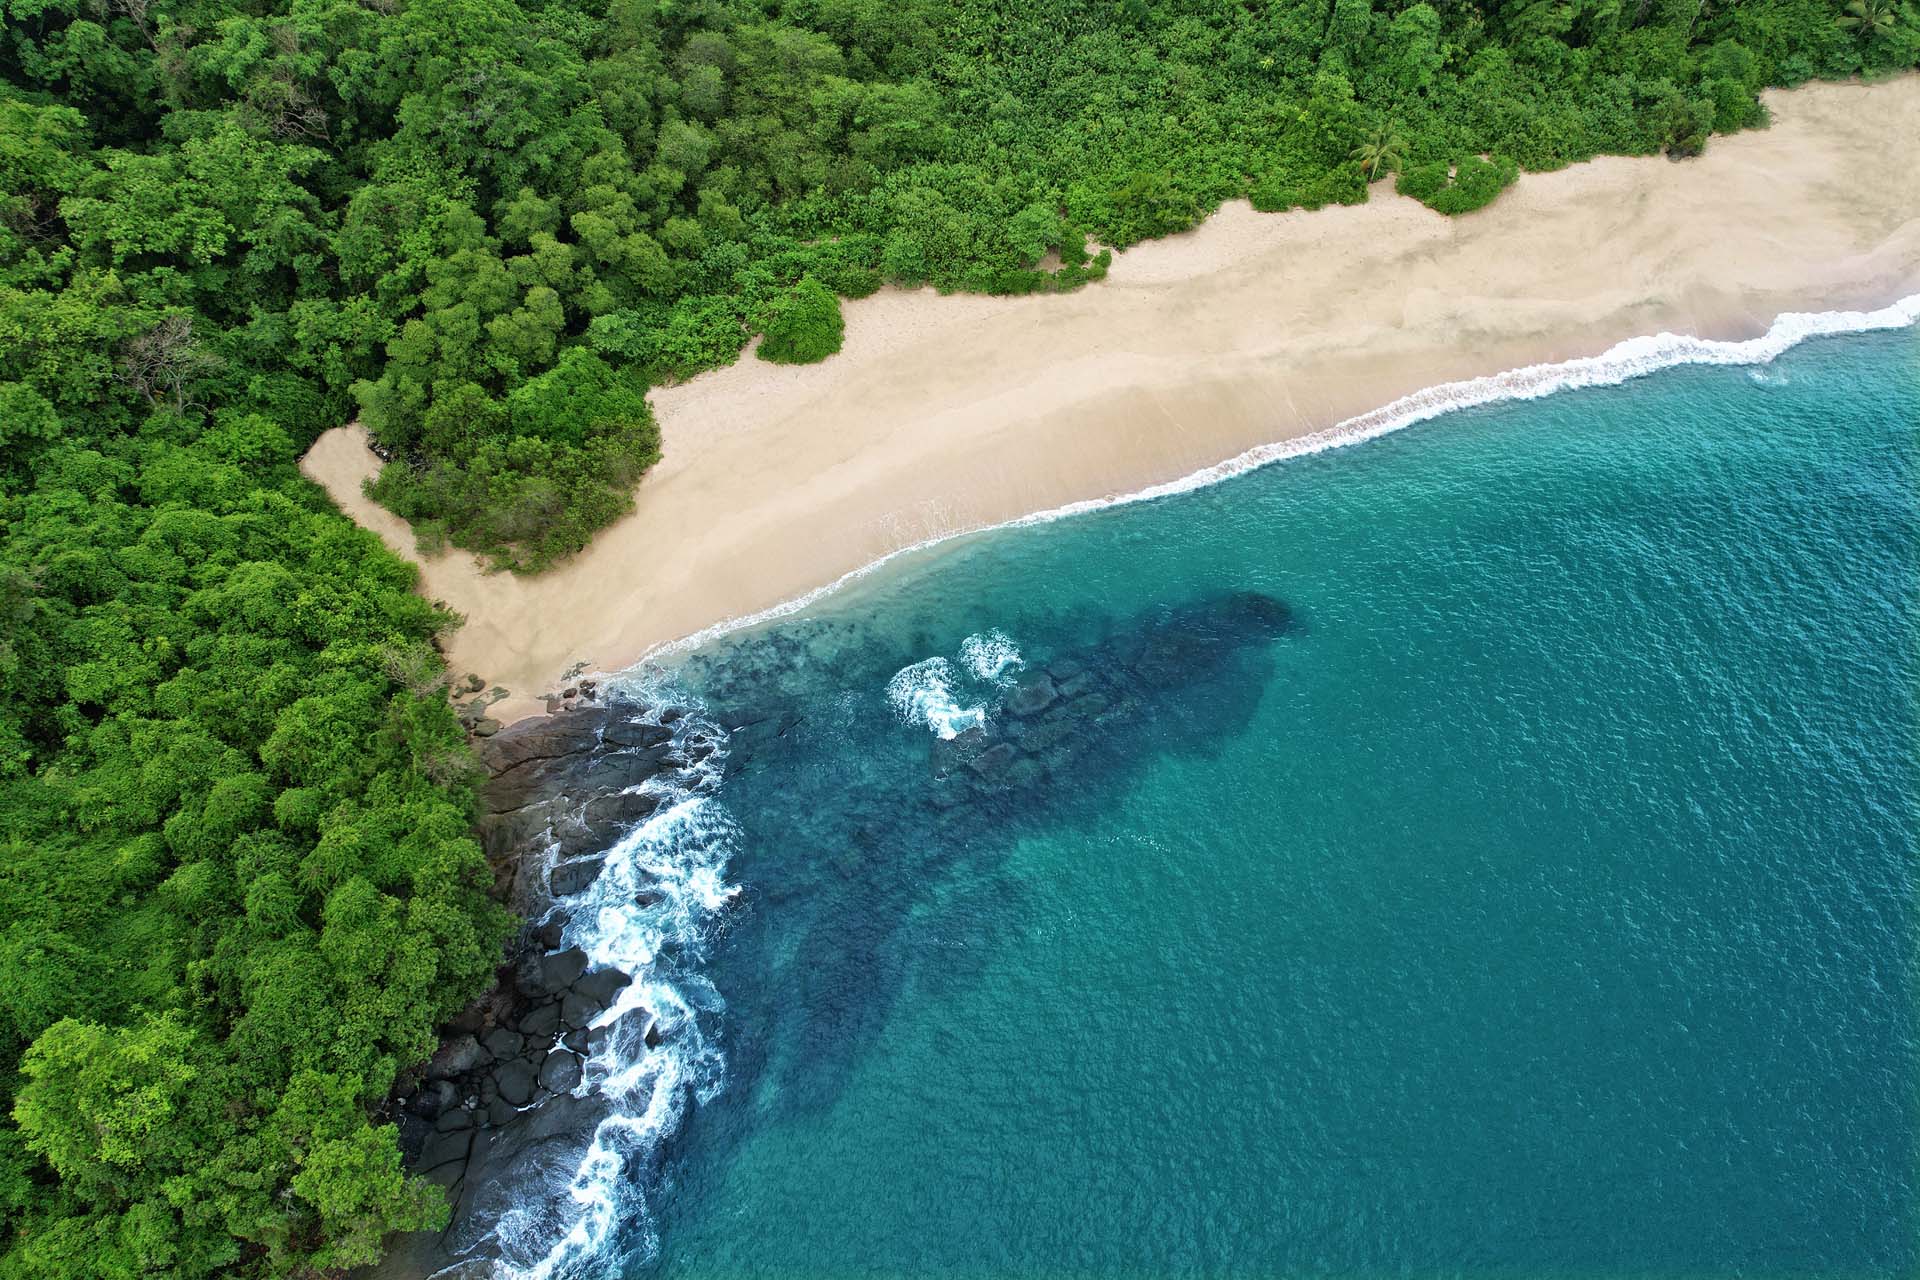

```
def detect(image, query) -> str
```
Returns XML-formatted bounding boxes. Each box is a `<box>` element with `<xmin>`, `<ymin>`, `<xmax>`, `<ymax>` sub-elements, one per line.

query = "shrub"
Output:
<box><xmin>1396</xmin><ymin>155</ymin><xmax>1519</xmax><ymax>214</ymax></box>
<box><xmin>756</xmin><ymin>274</ymin><xmax>845</xmax><ymax>364</ymax></box>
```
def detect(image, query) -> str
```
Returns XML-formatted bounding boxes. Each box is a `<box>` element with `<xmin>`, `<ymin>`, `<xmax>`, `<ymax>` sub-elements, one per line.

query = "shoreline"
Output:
<box><xmin>301</xmin><ymin>75</ymin><xmax>1920</xmax><ymax>726</ymax></box>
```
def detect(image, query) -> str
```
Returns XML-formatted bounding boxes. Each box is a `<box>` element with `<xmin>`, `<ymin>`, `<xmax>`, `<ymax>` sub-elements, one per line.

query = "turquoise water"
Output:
<box><xmin>619</xmin><ymin>328</ymin><xmax>1918</xmax><ymax>1277</ymax></box>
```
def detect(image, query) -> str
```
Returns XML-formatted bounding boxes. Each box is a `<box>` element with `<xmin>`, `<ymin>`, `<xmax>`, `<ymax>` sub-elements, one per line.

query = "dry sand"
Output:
<box><xmin>303</xmin><ymin>75</ymin><xmax>1920</xmax><ymax>726</ymax></box>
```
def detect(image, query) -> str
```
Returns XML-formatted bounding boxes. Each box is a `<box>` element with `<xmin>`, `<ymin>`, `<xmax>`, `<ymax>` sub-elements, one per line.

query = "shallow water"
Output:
<box><xmin>536</xmin><ymin>325</ymin><xmax>1919</xmax><ymax>1278</ymax></box>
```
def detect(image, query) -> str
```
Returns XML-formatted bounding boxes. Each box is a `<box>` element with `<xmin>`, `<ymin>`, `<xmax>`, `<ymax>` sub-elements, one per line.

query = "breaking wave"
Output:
<box><xmin>960</xmin><ymin>630</ymin><xmax>1025</xmax><ymax>683</ymax></box>
<box><xmin>487</xmin><ymin>686</ymin><xmax>739</xmax><ymax>1280</ymax></box>
<box><xmin>886</xmin><ymin>656</ymin><xmax>988</xmax><ymax>739</ymax></box>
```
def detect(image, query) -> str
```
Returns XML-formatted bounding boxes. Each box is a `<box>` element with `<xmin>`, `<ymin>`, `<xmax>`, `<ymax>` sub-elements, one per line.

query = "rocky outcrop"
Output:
<box><xmin>374</xmin><ymin>692</ymin><xmax>701</xmax><ymax>1278</ymax></box>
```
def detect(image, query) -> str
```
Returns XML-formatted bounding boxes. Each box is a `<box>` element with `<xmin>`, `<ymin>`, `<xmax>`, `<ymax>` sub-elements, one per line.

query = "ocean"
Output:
<box><xmin>505</xmin><ymin>315</ymin><xmax>1919</xmax><ymax>1278</ymax></box>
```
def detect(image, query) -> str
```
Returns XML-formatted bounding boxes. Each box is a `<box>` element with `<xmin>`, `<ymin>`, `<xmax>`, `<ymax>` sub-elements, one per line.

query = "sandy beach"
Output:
<box><xmin>303</xmin><ymin>75</ymin><xmax>1920</xmax><ymax>726</ymax></box>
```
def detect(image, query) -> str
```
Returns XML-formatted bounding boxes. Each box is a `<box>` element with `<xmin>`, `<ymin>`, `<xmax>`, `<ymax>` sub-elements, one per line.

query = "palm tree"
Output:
<box><xmin>1836</xmin><ymin>0</ymin><xmax>1898</xmax><ymax>39</ymax></box>
<box><xmin>1350</xmin><ymin>125</ymin><xmax>1408</xmax><ymax>182</ymax></box>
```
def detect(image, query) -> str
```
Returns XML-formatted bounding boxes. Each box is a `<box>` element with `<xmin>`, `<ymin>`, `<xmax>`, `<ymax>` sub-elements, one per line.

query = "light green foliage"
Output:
<box><xmin>0</xmin><ymin>0</ymin><xmax>1910</xmax><ymax>1274</ymax></box>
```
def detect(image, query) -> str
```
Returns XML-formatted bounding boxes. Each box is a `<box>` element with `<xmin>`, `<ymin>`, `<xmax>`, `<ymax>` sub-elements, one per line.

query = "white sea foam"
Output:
<box><xmin>644</xmin><ymin>295</ymin><xmax>1920</xmax><ymax>662</ymax></box>
<box><xmin>960</xmin><ymin>630</ymin><xmax>1025</xmax><ymax>682</ymax></box>
<box><xmin>483</xmin><ymin>686</ymin><xmax>739</xmax><ymax>1280</ymax></box>
<box><xmin>886</xmin><ymin>656</ymin><xmax>987</xmax><ymax>738</ymax></box>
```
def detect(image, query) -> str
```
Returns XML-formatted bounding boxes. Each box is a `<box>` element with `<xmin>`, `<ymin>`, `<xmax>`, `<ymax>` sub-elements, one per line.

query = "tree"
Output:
<box><xmin>1836</xmin><ymin>0</ymin><xmax>1900</xmax><ymax>39</ymax></box>
<box><xmin>1350</xmin><ymin>124</ymin><xmax>1409</xmax><ymax>181</ymax></box>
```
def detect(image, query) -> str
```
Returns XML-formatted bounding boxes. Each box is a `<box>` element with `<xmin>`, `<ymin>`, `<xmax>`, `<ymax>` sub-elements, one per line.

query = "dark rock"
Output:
<box><xmin>563</xmin><ymin>1027</ymin><xmax>589</xmax><ymax>1054</ymax></box>
<box><xmin>1019</xmin><ymin>717</ymin><xmax>1081</xmax><ymax>756</ymax></box>
<box><xmin>583</xmin><ymin>789</ymin><xmax>661</xmax><ymax>832</ymax></box>
<box><xmin>417</xmin><ymin>1128</ymin><xmax>473</xmax><ymax>1175</ymax></box>
<box><xmin>603</xmin><ymin>719</ymin><xmax>672</xmax><ymax>750</ymax></box>
<box><xmin>549</xmin><ymin>857</ymin><xmax>604</xmax><ymax>897</ymax></box>
<box><xmin>494</xmin><ymin>1059</ymin><xmax>537</xmax><ymax>1107</ymax></box>
<box><xmin>643</xmin><ymin>1020</ymin><xmax>664</xmax><ymax>1049</ymax></box>
<box><xmin>931</xmin><ymin>725</ymin><xmax>990</xmax><ymax>776</ymax></box>
<box><xmin>1054</xmin><ymin>670</ymin><xmax>1096</xmax><ymax>700</ymax></box>
<box><xmin>435</xmin><ymin>1106</ymin><xmax>475</xmax><ymax>1133</ymax></box>
<box><xmin>572</xmin><ymin>968</ymin><xmax>631</xmax><ymax>1005</ymax></box>
<box><xmin>967</xmin><ymin>741</ymin><xmax>1020</xmax><ymax>782</ymax></box>
<box><xmin>560</xmin><ymin>991</ymin><xmax>597</xmax><ymax>1030</ymax></box>
<box><xmin>585</xmin><ymin>749</ymin><xmax>668</xmax><ymax>789</ymax></box>
<box><xmin>426</xmin><ymin>1035</ymin><xmax>490</xmax><ymax>1081</ymax></box>
<box><xmin>447</xmin><ymin>1004</ymin><xmax>486</xmax><ymax>1037</ymax></box>
<box><xmin>1007</xmin><ymin>675</ymin><xmax>1058</xmax><ymax>717</ymax></box>
<box><xmin>1068</xmin><ymin>693</ymin><xmax>1111</xmax><ymax>719</ymax></box>
<box><xmin>482</xmin><ymin>1028</ymin><xmax>525</xmax><ymax>1061</ymax></box>
<box><xmin>1005</xmin><ymin>756</ymin><xmax>1045</xmax><ymax>789</ymax></box>
<box><xmin>718</xmin><ymin>707</ymin><xmax>770</xmax><ymax>732</ymax></box>
<box><xmin>632</xmin><ymin>889</ymin><xmax>663</xmax><ymax>909</ymax></box>
<box><xmin>487</xmin><ymin>1097</ymin><xmax>518</xmax><ymax>1127</ymax></box>
<box><xmin>538</xmin><ymin>1052</ymin><xmax>583</xmax><ymax>1094</ymax></box>
<box><xmin>539</xmin><ymin>947</ymin><xmax>589</xmax><ymax>992</ymax></box>
<box><xmin>563</xmin><ymin>687</ymin><xmax>579</xmax><ymax>699</ymax></box>
<box><xmin>660</xmin><ymin>707</ymin><xmax>686</xmax><ymax>725</ymax></box>
<box><xmin>462</xmin><ymin>673</ymin><xmax>485</xmax><ymax>694</ymax></box>
<box><xmin>519</xmin><ymin>1002</ymin><xmax>562</xmax><ymax>1041</ymax></box>
<box><xmin>510</xmin><ymin>953</ymin><xmax>548</xmax><ymax>1000</ymax></box>
<box><xmin>534</xmin><ymin>915</ymin><xmax>568</xmax><ymax>950</ymax></box>
<box><xmin>472</xmin><ymin>716</ymin><xmax>502</xmax><ymax>737</ymax></box>
<box><xmin>410</xmin><ymin>1079</ymin><xmax>458</xmax><ymax>1120</ymax></box>
<box><xmin>473</xmin><ymin>708</ymin><xmax>606</xmax><ymax>777</ymax></box>
<box><xmin>1048</xmin><ymin>657</ymin><xmax>1085</xmax><ymax>682</ymax></box>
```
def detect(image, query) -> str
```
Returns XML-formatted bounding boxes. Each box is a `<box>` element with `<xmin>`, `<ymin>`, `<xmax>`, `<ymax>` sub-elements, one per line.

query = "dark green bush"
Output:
<box><xmin>757</xmin><ymin>275</ymin><xmax>846</xmax><ymax>365</ymax></box>
<box><xmin>1397</xmin><ymin>155</ymin><xmax>1520</xmax><ymax>214</ymax></box>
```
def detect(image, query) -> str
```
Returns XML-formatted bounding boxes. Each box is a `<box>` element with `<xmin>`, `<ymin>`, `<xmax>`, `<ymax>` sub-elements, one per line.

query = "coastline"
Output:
<box><xmin>301</xmin><ymin>75</ymin><xmax>1920</xmax><ymax>726</ymax></box>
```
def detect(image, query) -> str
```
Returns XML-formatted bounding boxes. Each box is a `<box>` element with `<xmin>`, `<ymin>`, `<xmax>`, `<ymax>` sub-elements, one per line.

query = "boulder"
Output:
<box><xmin>472</xmin><ymin>717</ymin><xmax>501</xmax><ymax>737</ymax></box>
<box><xmin>534</xmin><ymin>914</ymin><xmax>568</xmax><ymax>950</ymax></box>
<box><xmin>494</xmin><ymin>1059</ymin><xmax>537</xmax><ymax>1107</ymax></box>
<box><xmin>1067</xmin><ymin>693</ymin><xmax>1111</xmax><ymax>719</ymax></box>
<box><xmin>487</xmin><ymin>1098</ymin><xmax>518</xmax><ymax>1127</ymax></box>
<box><xmin>539</xmin><ymin>947</ymin><xmax>589</xmax><ymax>992</ymax></box>
<box><xmin>434</xmin><ymin>1106</ymin><xmax>475</xmax><ymax>1133</ymax></box>
<box><xmin>966</xmin><ymin>741</ymin><xmax>1020</xmax><ymax>782</ymax></box>
<box><xmin>643</xmin><ymin>1020</ymin><xmax>664</xmax><ymax>1049</ymax></box>
<box><xmin>549</xmin><ymin>857</ymin><xmax>604</xmax><ymax>897</ymax></box>
<box><xmin>426</xmin><ymin>1035</ymin><xmax>490</xmax><ymax>1081</ymax></box>
<box><xmin>482</xmin><ymin>1028</ymin><xmax>525</xmax><ymax>1061</ymax></box>
<box><xmin>447</xmin><ymin>1004</ymin><xmax>486</xmax><ymax>1037</ymax></box>
<box><xmin>562</xmin><ymin>1027</ymin><xmax>590</xmax><ymax>1054</ymax></box>
<box><xmin>519</xmin><ymin>1002</ymin><xmax>562</xmax><ymax>1041</ymax></box>
<box><xmin>560</xmin><ymin>991</ymin><xmax>597</xmax><ymax>1030</ymax></box>
<box><xmin>1006</xmin><ymin>675</ymin><xmax>1057</xmax><ymax>717</ymax></box>
<box><xmin>572</xmin><ymin>968</ymin><xmax>631</xmax><ymax>1005</ymax></box>
<box><xmin>538</xmin><ymin>1052</ymin><xmax>583</xmax><ymax>1094</ymax></box>
<box><xmin>1054</xmin><ymin>670</ymin><xmax>1096</xmax><ymax>700</ymax></box>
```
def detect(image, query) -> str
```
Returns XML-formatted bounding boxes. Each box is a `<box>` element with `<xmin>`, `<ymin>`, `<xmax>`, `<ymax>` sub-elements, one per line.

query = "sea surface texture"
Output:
<box><xmin>543</xmin><ymin>326</ymin><xmax>1918</xmax><ymax>1278</ymax></box>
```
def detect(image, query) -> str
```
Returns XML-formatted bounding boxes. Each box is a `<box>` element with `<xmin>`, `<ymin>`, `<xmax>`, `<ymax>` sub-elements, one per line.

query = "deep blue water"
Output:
<box><xmin>591</xmin><ymin>327</ymin><xmax>1918</xmax><ymax>1278</ymax></box>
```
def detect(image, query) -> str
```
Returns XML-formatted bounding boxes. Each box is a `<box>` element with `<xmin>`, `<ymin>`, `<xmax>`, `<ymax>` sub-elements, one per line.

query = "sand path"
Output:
<box><xmin>303</xmin><ymin>75</ymin><xmax>1920</xmax><ymax>726</ymax></box>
